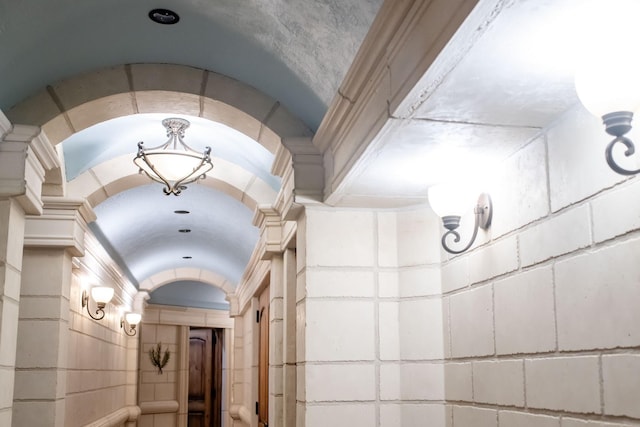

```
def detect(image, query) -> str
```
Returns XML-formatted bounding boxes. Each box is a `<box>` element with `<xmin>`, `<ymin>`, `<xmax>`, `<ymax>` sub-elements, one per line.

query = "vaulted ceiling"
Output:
<box><xmin>1</xmin><ymin>0</ymin><xmax>616</xmax><ymax>309</ymax></box>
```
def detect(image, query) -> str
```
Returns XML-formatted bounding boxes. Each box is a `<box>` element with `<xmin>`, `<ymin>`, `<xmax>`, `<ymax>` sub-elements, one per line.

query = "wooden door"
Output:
<box><xmin>188</xmin><ymin>328</ymin><xmax>223</xmax><ymax>427</ymax></box>
<box><xmin>258</xmin><ymin>286</ymin><xmax>270</xmax><ymax>427</ymax></box>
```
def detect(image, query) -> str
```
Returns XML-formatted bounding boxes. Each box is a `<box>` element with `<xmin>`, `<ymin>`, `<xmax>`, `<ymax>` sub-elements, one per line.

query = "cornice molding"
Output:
<box><xmin>313</xmin><ymin>0</ymin><xmax>479</xmax><ymax>204</ymax></box>
<box><xmin>24</xmin><ymin>197</ymin><xmax>96</xmax><ymax>257</ymax></box>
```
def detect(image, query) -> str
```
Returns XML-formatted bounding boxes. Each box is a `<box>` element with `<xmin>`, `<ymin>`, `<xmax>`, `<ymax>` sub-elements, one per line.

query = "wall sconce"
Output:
<box><xmin>428</xmin><ymin>183</ymin><xmax>493</xmax><ymax>254</ymax></box>
<box><xmin>574</xmin><ymin>3</ymin><xmax>640</xmax><ymax>176</ymax></box>
<box><xmin>81</xmin><ymin>286</ymin><xmax>115</xmax><ymax>320</ymax></box>
<box><xmin>120</xmin><ymin>312</ymin><xmax>142</xmax><ymax>336</ymax></box>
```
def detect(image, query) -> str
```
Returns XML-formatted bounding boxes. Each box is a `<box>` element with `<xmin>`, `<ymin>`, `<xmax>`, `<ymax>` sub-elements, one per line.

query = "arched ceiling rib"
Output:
<box><xmin>148</xmin><ymin>281</ymin><xmax>230</xmax><ymax>311</ymax></box>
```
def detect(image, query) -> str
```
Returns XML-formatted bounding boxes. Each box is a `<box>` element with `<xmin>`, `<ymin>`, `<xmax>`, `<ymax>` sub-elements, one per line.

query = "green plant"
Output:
<box><xmin>149</xmin><ymin>342</ymin><xmax>170</xmax><ymax>374</ymax></box>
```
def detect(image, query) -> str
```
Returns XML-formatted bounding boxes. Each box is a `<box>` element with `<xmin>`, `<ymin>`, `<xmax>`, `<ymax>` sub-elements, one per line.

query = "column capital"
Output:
<box><xmin>252</xmin><ymin>205</ymin><xmax>288</xmax><ymax>260</ymax></box>
<box><xmin>24</xmin><ymin>197</ymin><xmax>96</xmax><ymax>257</ymax></box>
<box><xmin>0</xmin><ymin>121</ymin><xmax>62</xmax><ymax>214</ymax></box>
<box><xmin>274</xmin><ymin>137</ymin><xmax>324</xmax><ymax>220</ymax></box>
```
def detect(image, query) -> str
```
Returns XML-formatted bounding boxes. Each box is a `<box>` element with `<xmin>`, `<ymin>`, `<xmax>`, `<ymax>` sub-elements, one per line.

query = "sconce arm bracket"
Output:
<box><xmin>602</xmin><ymin>111</ymin><xmax>640</xmax><ymax>175</ymax></box>
<box><xmin>441</xmin><ymin>193</ymin><xmax>492</xmax><ymax>255</ymax></box>
<box><xmin>82</xmin><ymin>290</ymin><xmax>106</xmax><ymax>321</ymax></box>
<box><xmin>605</xmin><ymin>135</ymin><xmax>640</xmax><ymax>175</ymax></box>
<box><xmin>120</xmin><ymin>317</ymin><xmax>138</xmax><ymax>336</ymax></box>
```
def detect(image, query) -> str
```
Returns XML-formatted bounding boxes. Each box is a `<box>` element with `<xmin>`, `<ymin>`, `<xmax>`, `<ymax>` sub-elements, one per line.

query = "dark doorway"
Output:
<box><xmin>188</xmin><ymin>328</ymin><xmax>224</xmax><ymax>427</ymax></box>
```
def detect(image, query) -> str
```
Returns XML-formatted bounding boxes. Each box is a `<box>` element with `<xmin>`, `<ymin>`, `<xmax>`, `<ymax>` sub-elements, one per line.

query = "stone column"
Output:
<box><xmin>0</xmin><ymin>113</ymin><xmax>58</xmax><ymax>426</ymax></box>
<box><xmin>282</xmin><ymin>248</ymin><xmax>296</xmax><ymax>427</ymax></box>
<box><xmin>0</xmin><ymin>199</ymin><xmax>27</xmax><ymax>426</ymax></box>
<box><xmin>12</xmin><ymin>198</ymin><xmax>94</xmax><ymax>427</ymax></box>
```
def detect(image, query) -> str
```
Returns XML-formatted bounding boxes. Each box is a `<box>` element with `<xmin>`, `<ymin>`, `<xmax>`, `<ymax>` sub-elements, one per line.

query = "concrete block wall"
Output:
<box><xmin>442</xmin><ymin>105</ymin><xmax>640</xmax><ymax>426</ymax></box>
<box><xmin>297</xmin><ymin>206</ymin><xmax>445</xmax><ymax>427</ymax></box>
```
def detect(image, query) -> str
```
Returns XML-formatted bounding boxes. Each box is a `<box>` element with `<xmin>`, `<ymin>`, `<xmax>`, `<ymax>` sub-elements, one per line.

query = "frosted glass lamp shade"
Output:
<box><xmin>428</xmin><ymin>183</ymin><xmax>475</xmax><ymax>218</ymax></box>
<box><xmin>575</xmin><ymin>63</ymin><xmax>640</xmax><ymax>118</ymax></box>
<box><xmin>125</xmin><ymin>312</ymin><xmax>142</xmax><ymax>326</ymax></box>
<box><xmin>133</xmin><ymin>150</ymin><xmax>211</xmax><ymax>182</ymax></box>
<box><xmin>91</xmin><ymin>286</ymin><xmax>114</xmax><ymax>305</ymax></box>
<box><xmin>574</xmin><ymin>0</ymin><xmax>640</xmax><ymax>118</ymax></box>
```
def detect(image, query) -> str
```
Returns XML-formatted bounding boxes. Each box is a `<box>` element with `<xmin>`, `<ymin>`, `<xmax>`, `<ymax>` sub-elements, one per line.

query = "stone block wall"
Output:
<box><xmin>138</xmin><ymin>322</ymin><xmax>181</xmax><ymax>427</ymax></box>
<box><xmin>297</xmin><ymin>206</ymin><xmax>445</xmax><ymax>427</ymax></box>
<box><xmin>441</xmin><ymin>105</ymin><xmax>640</xmax><ymax>426</ymax></box>
<box><xmin>64</xmin><ymin>248</ymin><xmax>139</xmax><ymax>427</ymax></box>
<box><xmin>139</xmin><ymin>305</ymin><xmax>234</xmax><ymax>427</ymax></box>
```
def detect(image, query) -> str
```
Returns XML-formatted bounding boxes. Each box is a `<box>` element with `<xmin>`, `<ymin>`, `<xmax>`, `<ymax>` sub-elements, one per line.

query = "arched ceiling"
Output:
<box><xmin>0</xmin><ymin>0</ymin><xmax>382</xmax><ymax>130</ymax></box>
<box><xmin>5</xmin><ymin>0</ymin><xmax>620</xmax><ymax>310</ymax></box>
<box><xmin>0</xmin><ymin>0</ymin><xmax>382</xmax><ymax>311</ymax></box>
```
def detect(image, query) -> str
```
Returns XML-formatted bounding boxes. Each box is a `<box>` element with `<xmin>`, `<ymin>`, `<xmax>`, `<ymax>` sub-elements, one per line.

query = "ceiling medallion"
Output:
<box><xmin>134</xmin><ymin>118</ymin><xmax>213</xmax><ymax>196</ymax></box>
<box><xmin>148</xmin><ymin>8</ymin><xmax>180</xmax><ymax>25</ymax></box>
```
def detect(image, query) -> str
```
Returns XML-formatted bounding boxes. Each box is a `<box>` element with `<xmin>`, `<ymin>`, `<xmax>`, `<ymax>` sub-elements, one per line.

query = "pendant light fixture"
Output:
<box><xmin>134</xmin><ymin>118</ymin><xmax>213</xmax><ymax>195</ymax></box>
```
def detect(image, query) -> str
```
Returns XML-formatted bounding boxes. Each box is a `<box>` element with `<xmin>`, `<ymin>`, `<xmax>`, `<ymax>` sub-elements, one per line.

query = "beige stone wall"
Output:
<box><xmin>228</xmin><ymin>304</ymin><xmax>256</xmax><ymax>427</ymax></box>
<box><xmin>138</xmin><ymin>305</ymin><xmax>234</xmax><ymax>427</ymax></box>
<box><xmin>138</xmin><ymin>322</ymin><xmax>181</xmax><ymax>427</ymax></box>
<box><xmin>442</xmin><ymin>105</ymin><xmax>640</xmax><ymax>426</ymax></box>
<box><xmin>296</xmin><ymin>206</ymin><xmax>444</xmax><ymax>427</ymax></box>
<box><xmin>63</xmin><ymin>239</ymin><xmax>140</xmax><ymax>427</ymax></box>
<box><xmin>65</xmin><ymin>270</ymin><xmax>136</xmax><ymax>426</ymax></box>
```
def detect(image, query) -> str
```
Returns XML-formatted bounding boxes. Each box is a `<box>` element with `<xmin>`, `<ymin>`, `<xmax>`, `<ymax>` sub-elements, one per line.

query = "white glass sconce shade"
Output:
<box><xmin>573</xmin><ymin>0</ymin><xmax>640</xmax><ymax>175</ymax></box>
<box><xmin>125</xmin><ymin>312</ymin><xmax>142</xmax><ymax>326</ymax></box>
<box><xmin>82</xmin><ymin>285</ymin><xmax>114</xmax><ymax>321</ymax></box>
<box><xmin>427</xmin><ymin>183</ymin><xmax>476</xmax><ymax>218</ymax></box>
<box><xmin>91</xmin><ymin>286</ymin><xmax>115</xmax><ymax>305</ymax></box>
<box><xmin>121</xmin><ymin>312</ymin><xmax>142</xmax><ymax>336</ymax></box>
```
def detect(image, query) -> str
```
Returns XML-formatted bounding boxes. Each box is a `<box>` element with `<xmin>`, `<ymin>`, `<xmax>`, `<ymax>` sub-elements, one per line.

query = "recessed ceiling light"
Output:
<box><xmin>149</xmin><ymin>8</ymin><xmax>180</xmax><ymax>25</ymax></box>
<box><xmin>174</xmin><ymin>210</ymin><xmax>190</xmax><ymax>214</ymax></box>
<box><xmin>182</xmin><ymin>256</ymin><xmax>192</xmax><ymax>259</ymax></box>
<box><xmin>178</xmin><ymin>229</ymin><xmax>191</xmax><ymax>233</ymax></box>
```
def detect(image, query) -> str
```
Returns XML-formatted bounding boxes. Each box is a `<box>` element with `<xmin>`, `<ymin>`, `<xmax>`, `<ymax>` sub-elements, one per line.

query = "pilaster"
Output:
<box><xmin>0</xmin><ymin>111</ymin><xmax>61</xmax><ymax>427</ymax></box>
<box><xmin>12</xmin><ymin>197</ymin><xmax>95</xmax><ymax>427</ymax></box>
<box><xmin>0</xmin><ymin>199</ymin><xmax>26</xmax><ymax>427</ymax></box>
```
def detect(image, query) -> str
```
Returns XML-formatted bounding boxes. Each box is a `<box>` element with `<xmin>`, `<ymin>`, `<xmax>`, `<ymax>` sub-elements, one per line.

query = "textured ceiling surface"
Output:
<box><xmin>92</xmin><ymin>183</ymin><xmax>258</xmax><ymax>286</ymax></box>
<box><xmin>0</xmin><ymin>0</ymin><xmax>381</xmax><ymax>130</ymax></box>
